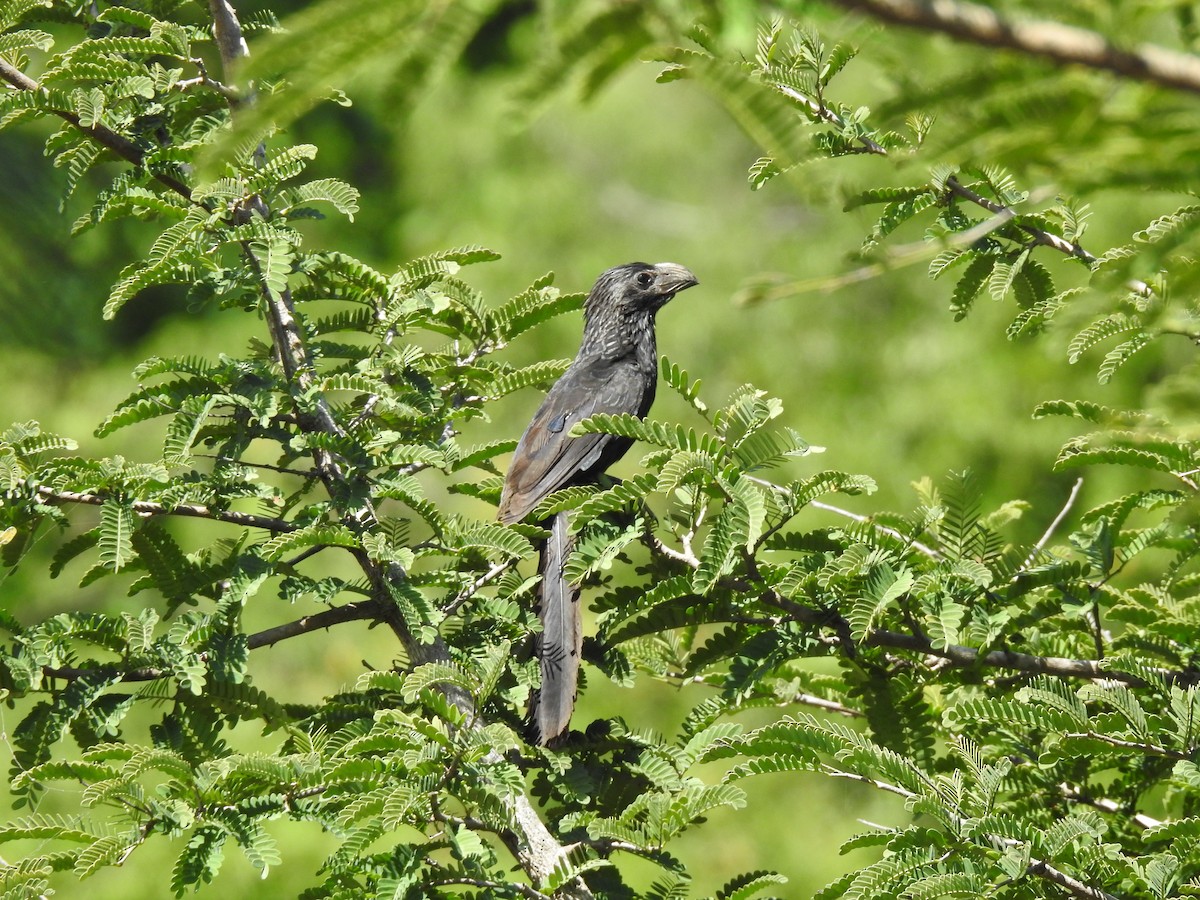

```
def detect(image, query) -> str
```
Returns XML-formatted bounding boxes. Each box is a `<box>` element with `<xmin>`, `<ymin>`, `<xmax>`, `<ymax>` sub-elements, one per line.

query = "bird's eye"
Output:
<box><xmin>635</xmin><ymin>271</ymin><xmax>654</xmax><ymax>288</ymax></box>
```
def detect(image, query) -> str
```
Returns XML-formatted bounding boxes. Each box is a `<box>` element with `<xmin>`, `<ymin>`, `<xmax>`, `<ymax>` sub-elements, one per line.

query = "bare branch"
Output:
<box><xmin>830</xmin><ymin>0</ymin><xmax>1200</xmax><ymax>96</ymax></box>
<box><xmin>247</xmin><ymin>601</ymin><xmax>380</xmax><ymax>649</ymax></box>
<box><xmin>786</xmin><ymin>691</ymin><xmax>862</xmax><ymax>717</ymax></box>
<box><xmin>1022</xmin><ymin>476</ymin><xmax>1084</xmax><ymax>570</ymax></box>
<box><xmin>1027</xmin><ymin>858</ymin><xmax>1121</xmax><ymax>900</ymax></box>
<box><xmin>37</xmin><ymin>486</ymin><xmax>295</xmax><ymax>533</ymax></box>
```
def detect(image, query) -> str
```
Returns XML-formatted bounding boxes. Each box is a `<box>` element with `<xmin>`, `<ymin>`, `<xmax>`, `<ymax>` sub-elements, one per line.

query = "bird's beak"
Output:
<box><xmin>653</xmin><ymin>262</ymin><xmax>699</xmax><ymax>296</ymax></box>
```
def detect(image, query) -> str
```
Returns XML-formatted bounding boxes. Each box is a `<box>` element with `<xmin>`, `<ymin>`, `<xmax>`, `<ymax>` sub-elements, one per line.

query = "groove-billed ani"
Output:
<box><xmin>499</xmin><ymin>262</ymin><xmax>698</xmax><ymax>745</ymax></box>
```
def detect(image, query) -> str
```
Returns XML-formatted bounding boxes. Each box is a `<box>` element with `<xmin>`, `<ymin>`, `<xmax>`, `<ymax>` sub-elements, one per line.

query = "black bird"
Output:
<box><xmin>499</xmin><ymin>261</ymin><xmax>698</xmax><ymax>745</ymax></box>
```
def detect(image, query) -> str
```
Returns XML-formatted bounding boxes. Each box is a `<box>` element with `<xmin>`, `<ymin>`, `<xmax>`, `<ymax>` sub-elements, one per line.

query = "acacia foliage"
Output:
<box><xmin>1</xmin><ymin>1</ymin><xmax>1200</xmax><ymax>899</ymax></box>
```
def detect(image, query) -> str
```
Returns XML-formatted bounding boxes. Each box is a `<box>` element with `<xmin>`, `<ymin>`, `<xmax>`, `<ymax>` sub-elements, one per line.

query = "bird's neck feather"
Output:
<box><xmin>580</xmin><ymin>309</ymin><xmax>657</xmax><ymax>369</ymax></box>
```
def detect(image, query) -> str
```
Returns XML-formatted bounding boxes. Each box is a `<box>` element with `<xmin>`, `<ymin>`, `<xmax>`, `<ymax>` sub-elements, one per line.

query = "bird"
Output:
<box><xmin>498</xmin><ymin>261</ymin><xmax>698</xmax><ymax>746</ymax></box>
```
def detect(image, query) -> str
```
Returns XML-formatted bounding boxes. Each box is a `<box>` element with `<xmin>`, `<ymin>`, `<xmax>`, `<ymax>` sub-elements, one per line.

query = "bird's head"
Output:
<box><xmin>585</xmin><ymin>261</ymin><xmax>699</xmax><ymax>323</ymax></box>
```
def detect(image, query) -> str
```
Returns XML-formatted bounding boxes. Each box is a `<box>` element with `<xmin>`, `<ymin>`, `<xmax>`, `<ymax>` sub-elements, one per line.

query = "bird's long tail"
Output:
<box><xmin>531</xmin><ymin>510</ymin><xmax>582</xmax><ymax>745</ymax></box>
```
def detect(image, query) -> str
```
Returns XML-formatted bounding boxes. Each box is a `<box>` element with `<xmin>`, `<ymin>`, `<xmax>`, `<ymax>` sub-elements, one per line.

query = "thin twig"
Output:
<box><xmin>1059</xmin><ymin>732</ymin><xmax>1190</xmax><ymax>761</ymax></box>
<box><xmin>443</xmin><ymin>559</ymin><xmax>516</xmax><ymax>616</ymax></box>
<box><xmin>36</xmin><ymin>486</ymin><xmax>295</xmax><ymax>533</ymax></box>
<box><xmin>945</xmin><ymin>177</ymin><xmax>1093</xmax><ymax>261</ymax></box>
<box><xmin>1026</xmin><ymin>858</ymin><xmax>1121</xmax><ymax>900</ymax></box>
<box><xmin>773</xmin><ymin>84</ymin><xmax>887</xmax><ymax>154</ymax></box>
<box><xmin>248</xmin><ymin>601</ymin><xmax>380</xmax><ymax>648</ymax></box>
<box><xmin>1060</xmin><ymin>783</ymin><xmax>1163</xmax><ymax>829</ymax></box>
<box><xmin>786</xmin><ymin>691</ymin><xmax>862</xmax><ymax>717</ymax></box>
<box><xmin>646</xmin><ymin>519</ymin><xmax>1192</xmax><ymax>686</ymax></box>
<box><xmin>649</xmin><ymin>533</ymin><xmax>700</xmax><ymax>567</ymax></box>
<box><xmin>809</xmin><ymin>499</ymin><xmax>941</xmax><ymax>559</ymax></box>
<box><xmin>1019</xmin><ymin>476</ymin><xmax>1083</xmax><ymax>571</ymax></box>
<box><xmin>768</xmin><ymin>79</ymin><xmax>1153</xmax><ymax>293</ymax></box>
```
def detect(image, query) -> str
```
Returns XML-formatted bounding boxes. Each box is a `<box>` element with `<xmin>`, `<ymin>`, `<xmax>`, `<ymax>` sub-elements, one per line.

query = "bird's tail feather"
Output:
<box><xmin>531</xmin><ymin>510</ymin><xmax>582</xmax><ymax>745</ymax></box>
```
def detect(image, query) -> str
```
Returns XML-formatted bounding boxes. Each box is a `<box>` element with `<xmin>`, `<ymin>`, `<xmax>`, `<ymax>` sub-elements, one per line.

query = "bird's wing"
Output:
<box><xmin>498</xmin><ymin>360</ymin><xmax>644</xmax><ymax>523</ymax></box>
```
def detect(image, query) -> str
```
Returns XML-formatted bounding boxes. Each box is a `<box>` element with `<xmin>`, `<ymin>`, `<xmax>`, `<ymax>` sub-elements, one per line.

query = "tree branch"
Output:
<box><xmin>1059</xmin><ymin>732</ymin><xmax>1190</xmax><ymax>761</ymax></box>
<box><xmin>247</xmin><ymin>600</ymin><xmax>380</xmax><ymax>649</ymax></box>
<box><xmin>1026</xmin><ymin>858</ymin><xmax>1121</xmax><ymax>900</ymax></box>
<box><xmin>809</xmin><ymin>498</ymin><xmax>941</xmax><ymax>559</ymax></box>
<box><xmin>0</xmin><ymin>59</ymin><xmax>193</xmax><ymax>199</ymax></box>
<box><xmin>207</xmin><ymin>0</ymin><xmax>250</xmax><ymax>75</ymax></box>
<box><xmin>1020</xmin><ymin>476</ymin><xmax>1084</xmax><ymax>571</ymax></box>
<box><xmin>863</xmin><ymin>627</ymin><xmax>1191</xmax><ymax>687</ymax></box>
<box><xmin>1060</xmin><ymin>783</ymin><xmax>1163</xmax><ymax>830</ymax></box>
<box><xmin>443</xmin><ymin>559</ymin><xmax>516</xmax><ymax>616</ymax></box>
<box><xmin>945</xmin><ymin>176</ymin><xmax>1093</xmax><ymax>262</ymax></box>
<box><xmin>825</xmin><ymin>767</ymin><xmax>1121</xmax><ymax>900</ymax></box>
<box><xmin>648</xmin><ymin>527</ymin><xmax>1197</xmax><ymax>687</ymax></box>
<box><xmin>764</xmin><ymin>70</ymin><xmax>1156</xmax><ymax>296</ymax></box>
<box><xmin>773</xmin><ymin>83</ymin><xmax>887</xmax><ymax>154</ymax></box>
<box><xmin>830</xmin><ymin>0</ymin><xmax>1200</xmax><ymax>96</ymax></box>
<box><xmin>36</xmin><ymin>486</ymin><xmax>295</xmax><ymax>533</ymax></box>
<box><xmin>42</xmin><ymin>601</ymin><xmax>382</xmax><ymax>683</ymax></box>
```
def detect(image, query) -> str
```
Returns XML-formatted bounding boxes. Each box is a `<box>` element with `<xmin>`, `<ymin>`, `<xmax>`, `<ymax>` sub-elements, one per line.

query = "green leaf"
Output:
<box><xmin>693</xmin><ymin>498</ymin><xmax>750</xmax><ymax>593</ymax></box>
<box><xmin>847</xmin><ymin>563</ymin><xmax>913</xmax><ymax>643</ymax></box>
<box><xmin>249</xmin><ymin>237</ymin><xmax>294</xmax><ymax>297</ymax></box>
<box><xmin>73</xmin><ymin>834</ymin><xmax>127</xmax><ymax>879</ymax></box>
<box><xmin>1097</xmin><ymin>332</ymin><xmax>1152</xmax><ymax>384</ymax></box>
<box><xmin>573</xmin><ymin>413</ymin><xmax>725</xmax><ymax>458</ymax></box>
<box><xmin>661</xmin><ymin>355</ymin><xmax>707</xmax><ymax>416</ymax></box>
<box><xmin>171</xmin><ymin>824</ymin><xmax>226</xmax><ymax>895</ymax></box>
<box><xmin>490</xmin><ymin>359</ymin><xmax>572</xmax><ymax>398</ymax></box>
<box><xmin>281</xmin><ymin>177</ymin><xmax>360</xmax><ymax>219</ymax></box>
<box><xmin>260</xmin><ymin>524</ymin><xmax>357</xmax><ymax>560</ymax></box>
<box><xmin>949</xmin><ymin>254</ymin><xmax>994</xmax><ymax>321</ymax></box>
<box><xmin>98</xmin><ymin>501</ymin><xmax>135</xmax><ymax>572</ymax></box>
